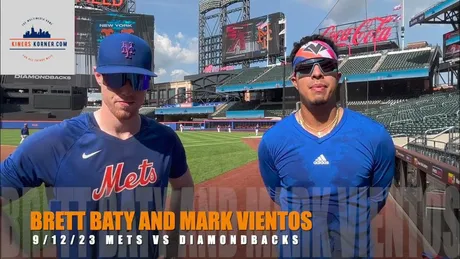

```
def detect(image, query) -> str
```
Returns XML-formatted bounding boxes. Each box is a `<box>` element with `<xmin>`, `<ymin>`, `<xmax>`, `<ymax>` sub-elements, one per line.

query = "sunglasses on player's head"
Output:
<box><xmin>102</xmin><ymin>73</ymin><xmax>151</xmax><ymax>91</ymax></box>
<box><xmin>294</xmin><ymin>58</ymin><xmax>338</xmax><ymax>77</ymax></box>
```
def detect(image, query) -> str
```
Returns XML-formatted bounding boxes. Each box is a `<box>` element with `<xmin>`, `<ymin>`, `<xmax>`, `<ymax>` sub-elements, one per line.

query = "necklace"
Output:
<box><xmin>297</xmin><ymin>108</ymin><xmax>340</xmax><ymax>137</ymax></box>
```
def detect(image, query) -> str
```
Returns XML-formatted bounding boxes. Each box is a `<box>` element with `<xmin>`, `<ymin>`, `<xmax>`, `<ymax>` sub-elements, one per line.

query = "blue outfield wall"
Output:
<box><xmin>216</xmin><ymin>80</ymin><xmax>294</xmax><ymax>93</ymax></box>
<box><xmin>226</xmin><ymin>110</ymin><xmax>265</xmax><ymax>119</ymax></box>
<box><xmin>154</xmin><ymin>106</ymin><xmax>215</xmax><ymax>115</ymax></box>
<box><xmin>1</xmin><ymin>121</ymin><xmax>60</xmax><ymax>129</ymax></box>
<box><xmin>0</xmin><ymin>119</ymin><xmax>278</xmax><ymax>131</ymax></box>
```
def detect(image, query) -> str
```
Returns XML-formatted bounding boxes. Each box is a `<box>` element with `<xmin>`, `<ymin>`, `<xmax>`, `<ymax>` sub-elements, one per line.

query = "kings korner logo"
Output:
<box><xmin>9</xmin><ymin>17</ymin><xmax>68</xmax><ymax>62</ymax></box>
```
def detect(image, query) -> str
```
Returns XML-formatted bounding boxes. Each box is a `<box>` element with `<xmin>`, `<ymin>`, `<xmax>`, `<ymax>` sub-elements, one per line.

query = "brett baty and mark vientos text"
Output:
<box><xmin>30</xmin><ymin>211</ymin><xmax>313</xmax><ymax>231</ymax></box>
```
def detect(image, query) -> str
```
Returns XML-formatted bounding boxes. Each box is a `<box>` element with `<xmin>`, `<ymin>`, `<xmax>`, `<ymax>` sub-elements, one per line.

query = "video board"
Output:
<box><xmin>75</xmin><ymin>9</ymin><xmax>154</xmax><ymax>56</ymax></box>
<box><xmin>442</xmin><ymin>29</ymin><xmax>460</xmax><ymax>62</ymax></box>
<box><xmin>221</xmin><ymin>12</ymin><xmax>284</xmax><ymax>64</ymax></box>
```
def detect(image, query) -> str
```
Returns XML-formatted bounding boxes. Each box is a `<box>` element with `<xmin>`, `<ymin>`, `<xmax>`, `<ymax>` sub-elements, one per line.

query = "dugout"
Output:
<box><xmin>344</xmin><ymin>78</ymin><xmax>431</xmax><ymax>101</ymax></box>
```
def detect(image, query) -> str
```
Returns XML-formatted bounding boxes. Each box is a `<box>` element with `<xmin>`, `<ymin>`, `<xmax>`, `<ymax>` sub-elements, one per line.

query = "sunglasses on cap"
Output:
<box><xmin>294</xmin><ymin>58</ymin><xmax>338</xmax><ymax>77</ymax></box>
<box><xmin>102</xmin><ymin>73</ymin><xmax>151</xmax><ymax>91</ymax></box>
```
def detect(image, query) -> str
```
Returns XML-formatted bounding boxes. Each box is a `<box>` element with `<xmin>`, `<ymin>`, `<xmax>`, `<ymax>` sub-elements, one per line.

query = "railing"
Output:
<box><xmin>391</xmin><ymin>133</ymin><xmax>410</xmax><ymax>147</ymax></box>
<box><xmin>406</xmin><ymin>141</ymin><xmax>460</xmax><ymax>167</ymax></box>
<box><xmin>447</xmin><ymin>126</ymin><xmax>460</xmax><ymax>142</ymax></box>
<box><xmin>421</xmin><ymin>139</ymin><xmax>448</xmax><ymax>150</ymax></box>
<box><xmin>392</xmin><ymin>145</ymin><xmax>459</xmax><ymax>258</ymax></box>
<box><xmin>446</xmin><ymin>142</ymin><xmax>460</xmax><ymax>153</ymax></box>
<box><xmin>424</xmin><ymin>126</ymin><xmax>455</xmax><ymax>138</ymax></box>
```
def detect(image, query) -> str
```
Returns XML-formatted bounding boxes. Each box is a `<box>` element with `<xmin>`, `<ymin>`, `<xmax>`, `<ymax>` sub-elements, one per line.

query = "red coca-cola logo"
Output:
<box><xmin>321</xmin><ymin>16</ymin><xmax>395</xmax><ymax>48</ymax></box>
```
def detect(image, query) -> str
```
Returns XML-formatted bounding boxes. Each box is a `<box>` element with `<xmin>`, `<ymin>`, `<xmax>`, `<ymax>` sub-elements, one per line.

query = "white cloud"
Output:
<box><xmin>403</xmin><ymin>0</ymin><xmax>440</xmax><ymax>19</ymax></box>
<box><xmin>170</xmin><ymin>69</ymin><xmax>190</xmax><ymax>81</ymax></box>
<box><xmin>299</xmin><ymin>0</ymin><xmax>369</xmax><ymax>27</ymax></box>
<box><xmin>175</xmin><ymin>32</ymin><xmax>184</xmax><ymax>39</ymax></box>
<box><xmin>153</xmin><ymin>31</ymin><xmax>198</xmax><ymax>83</ymax></box>
<box><xmin>323</xmin><ymin>18</ymin><xmax>337</xmax><ymax>27</ymax></box>
<box><xmin>155</xmin><ymin>68</ymin><xmax>167</xmax><ymax>76</ymax></box>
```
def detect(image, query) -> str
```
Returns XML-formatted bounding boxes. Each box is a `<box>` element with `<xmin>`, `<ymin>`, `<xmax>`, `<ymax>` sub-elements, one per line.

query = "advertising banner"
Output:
<box><xmin>0</xmin><ymin>0</ymin><xmax>75</xmax><ymax>75</ymax></box>
<box><xmin>319</xmin><ymin>15</ymin><xmax>399</xmax><ymax>50</ymax></box>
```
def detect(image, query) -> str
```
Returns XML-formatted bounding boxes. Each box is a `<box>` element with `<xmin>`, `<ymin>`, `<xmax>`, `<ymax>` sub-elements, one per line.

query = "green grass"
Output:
<box><xmin>1</xmin><ymin>129</ymin><xmax>262</xmax><ymax>253</ymax></box>
<box><xmin>1</xmin><ymin>129</ymin><xmax>40</xmax><ymax>145</ymax></box>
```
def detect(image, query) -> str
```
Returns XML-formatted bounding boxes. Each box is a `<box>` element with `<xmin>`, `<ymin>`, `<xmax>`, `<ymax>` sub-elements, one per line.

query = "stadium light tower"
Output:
<box><xmin>198</xmin><ymin>0</ymin><xmax>250</xmax><ymax>73</ymax></box>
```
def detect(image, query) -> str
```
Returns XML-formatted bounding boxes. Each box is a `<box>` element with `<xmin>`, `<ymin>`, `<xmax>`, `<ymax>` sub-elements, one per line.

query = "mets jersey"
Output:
<box><xmin>1</xmin><ymin>112</ymin><xmax>188</xmax><ymax>258</ymax></box>
<box><xmin>258</xmin><ymin>108</ymin><xmax>395</xmax><ymax>259</ymax></box>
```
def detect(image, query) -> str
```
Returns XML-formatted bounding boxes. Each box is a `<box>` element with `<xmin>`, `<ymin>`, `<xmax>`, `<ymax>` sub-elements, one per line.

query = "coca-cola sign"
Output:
<box><xmin>321</xmin><ymin>15</ymin><xmax>397</xmax><ymax>48</ymax></box>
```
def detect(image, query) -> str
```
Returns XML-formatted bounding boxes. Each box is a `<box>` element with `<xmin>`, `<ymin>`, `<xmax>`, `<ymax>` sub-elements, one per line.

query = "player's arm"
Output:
<box><xmin>258</xmin><ymin>138</ymin><xmax>281</xmax><ymax>205</ymax></box>
<box><xmin>165</xmin><ymin>132</ymin><xmax>194</xmax><ymax>258</ymax></box>
<box><xmin>369</xmin><ymin>127</ymin><xmax>396</xmax><ymax>218</ymax></box>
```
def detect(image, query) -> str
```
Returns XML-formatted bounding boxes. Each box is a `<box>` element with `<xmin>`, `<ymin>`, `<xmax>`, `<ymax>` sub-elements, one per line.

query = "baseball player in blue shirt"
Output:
<box><xmin>1</xmin><ymin>33</ymin><xmax>194</xmax><ymax>258</ymax></box>
<box><xmin>20</xmin><ymin>123</ymin><xmax>29</xmax><ymax>144</ymax></box>
<box><xmin>258</xmin><ymin>35</ymin><xmax>395</xmax><ymax>258</ymax></box>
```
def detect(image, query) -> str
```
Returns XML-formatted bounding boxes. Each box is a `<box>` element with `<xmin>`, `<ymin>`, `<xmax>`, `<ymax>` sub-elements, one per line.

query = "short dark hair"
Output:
<box><xmin>289</xmin><ymin>34</ymin><xmax>339</xmax><ymax>65</ymax></box>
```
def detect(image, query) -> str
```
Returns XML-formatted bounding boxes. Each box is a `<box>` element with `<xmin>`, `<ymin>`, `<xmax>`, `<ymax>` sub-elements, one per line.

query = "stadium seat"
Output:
<box><xmin>377</xmin><ymin>48</ymin><xmax>432</xmax><ymax>72</ymax></box>
<box><xmin>340</xmin><ymin>55</ymin><xmax>381</xmax><ymax>75</ymax></box>
<box><xmin>252</xmin><ymin>65</ymin><xmax>293</xmax><ymax>84</ymax></box>
<box><xmin>222</xmin><ymin>67</ymin><xmax>270</xmax><ymax>85</ymax></box>
<box><xmin>362</xmin><ymin>91</ymin><xmax>459</xmax><ymax>136</ymax></box>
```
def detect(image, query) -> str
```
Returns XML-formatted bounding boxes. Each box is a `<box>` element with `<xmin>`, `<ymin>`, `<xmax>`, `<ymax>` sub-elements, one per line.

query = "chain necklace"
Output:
<box><xmin>297</xmin><ymin>107</ymin><xmax>340</xmax><ymax>137</ymax></box>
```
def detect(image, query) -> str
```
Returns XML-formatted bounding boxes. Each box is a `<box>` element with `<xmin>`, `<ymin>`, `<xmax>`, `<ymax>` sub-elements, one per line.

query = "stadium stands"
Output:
<box><xmin>212</xmin><ymin>102</ymin><xmax>237</xmax><ymax>117</ymax></box>
<box><xmin>221</xmin><ymin>67</ymin><xmax>269</xmax><ymax>85</ymax></box>
<box><xmin>340</xmin><ymin>54</ymin><xmax>381</xmax><ymax>75</ymax></box>
<box><xmin>256</xmin><ymin>102</ymin><xmax>297</xmax><ymax>117</ymax></box>
<box><xmin>361</xmin><ymin>91</ymin><xmax>459</xmax><ymax>136</ymax></box>
<box><xmin>252</xmin><ymin>65</ymin><xmax>293</xmax><ymax>83</ymax></box>
<box><xmin>1</xmin><ymin>110</ymin><xmax>82</xmax><ymax>121</ymax></box>
<box><xmin>377</xmin><ymin>47</ymin><xmax>433</xmax><ymax>72</ymax></box>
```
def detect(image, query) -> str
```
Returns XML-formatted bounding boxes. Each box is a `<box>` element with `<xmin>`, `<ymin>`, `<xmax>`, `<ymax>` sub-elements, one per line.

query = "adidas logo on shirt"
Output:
<box><xmin>313</xmin><ymin>154</ymin><xmax>329</xmax><ymax>165</ymax></box>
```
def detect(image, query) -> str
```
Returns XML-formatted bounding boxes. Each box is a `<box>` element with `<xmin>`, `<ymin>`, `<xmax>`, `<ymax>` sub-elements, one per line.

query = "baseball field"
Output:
<box><xmin>0</xmin><ymin>128</ymin><xmax>426</xmax><ymax>258</ymax></box>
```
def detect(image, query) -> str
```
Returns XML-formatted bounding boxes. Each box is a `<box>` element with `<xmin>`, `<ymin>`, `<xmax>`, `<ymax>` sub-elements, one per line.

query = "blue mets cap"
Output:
<box><xmin>95</xmin><ymin>33</ymin><xmax>157</xmax><ymax>77</ymax></box>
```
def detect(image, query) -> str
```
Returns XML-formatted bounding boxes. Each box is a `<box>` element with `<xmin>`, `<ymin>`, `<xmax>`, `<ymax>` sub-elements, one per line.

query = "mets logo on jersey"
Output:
<box><xmin>92</xmin><ymin>159</ymin><xmax>158</xmax><ymax>201</ymax></box>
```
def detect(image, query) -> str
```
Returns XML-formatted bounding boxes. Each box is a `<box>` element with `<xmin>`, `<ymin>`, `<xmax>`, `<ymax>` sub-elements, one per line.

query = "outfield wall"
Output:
<box><xmin>0</xmin><ymin>121</ymin><xmax>60</xmax><ymax>129</ymax></box>
<box><xmin>0</xmin><ymin>119</ymin><xmax>280</xmax><ymax>131</ymax></box>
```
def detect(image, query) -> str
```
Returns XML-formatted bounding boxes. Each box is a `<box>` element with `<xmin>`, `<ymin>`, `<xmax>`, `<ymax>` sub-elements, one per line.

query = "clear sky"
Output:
<box><xmin>135</xmin><ymin>0</ymin><xmax>453</xmax><ymax>83</ymax></box>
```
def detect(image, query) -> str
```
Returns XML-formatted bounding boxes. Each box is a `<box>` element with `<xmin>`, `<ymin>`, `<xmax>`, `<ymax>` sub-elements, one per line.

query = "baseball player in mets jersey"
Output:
<box><xmin>258</xmin><ymin>35</ymin><xmax>395</xmax><ymax>258</ymax></box>
<box><xmin>1</xmin><ymin>33</ymin><xmax>194</xmax><ymax>258</ymax></box>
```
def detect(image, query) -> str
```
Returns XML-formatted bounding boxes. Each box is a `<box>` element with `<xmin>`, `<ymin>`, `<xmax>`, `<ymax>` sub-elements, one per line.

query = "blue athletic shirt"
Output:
<box><xmin>258</xmin><ymin>108</ymin><xmax>395</xmax><ymax>259</ymax></box>
<box><xmin>1</xmin><ymin>112</ymin><xmax>188</xmax><ymax>258</ymax></box>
